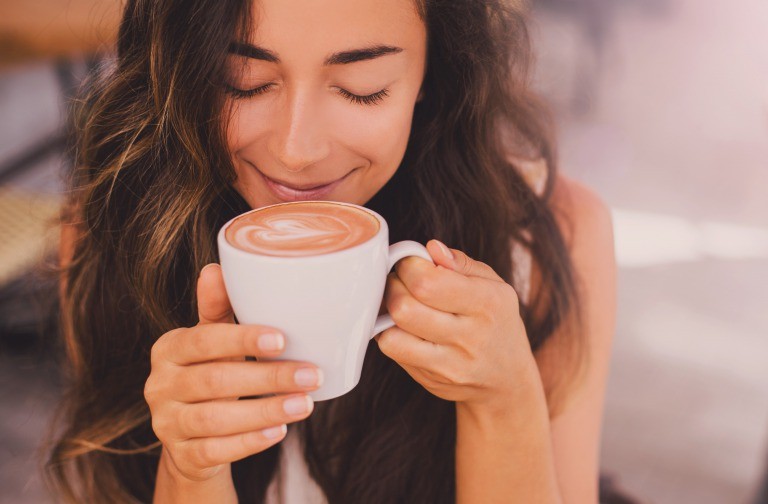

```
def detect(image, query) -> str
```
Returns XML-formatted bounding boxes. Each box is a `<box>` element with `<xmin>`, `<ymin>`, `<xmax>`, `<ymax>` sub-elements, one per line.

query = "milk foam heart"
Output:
<box><xmin>225</xmin><ymin>201</ymin><xmax>380</xmax><ymax>257</ymax></box>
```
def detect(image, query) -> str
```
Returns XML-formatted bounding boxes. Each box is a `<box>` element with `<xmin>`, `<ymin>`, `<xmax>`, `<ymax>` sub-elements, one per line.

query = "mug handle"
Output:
<box><xmin>371</xmin><ymin>240</ymin><xmax>435</xmax><ymax>338</ymax></box>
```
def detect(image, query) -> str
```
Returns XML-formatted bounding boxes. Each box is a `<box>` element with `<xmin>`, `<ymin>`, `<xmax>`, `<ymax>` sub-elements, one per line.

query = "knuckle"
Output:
<box><xmin>375</xmin><ymin>330</ymin><xmax>389</xmax><ymax>349</ymax></box>
<box><xmin>150</xmin><ymin>408</ymin><xmax>176</xmax><ymax>442</ymax></box>
<box><xmin>189</xmin><ymin>330</ymin><xmax>210</xmax><ymax>359</ymax></box>
<box><xmin>504</xmin><ymin>283</ymin><xmax>521</xmax><ymax>310</ymax></box>
<box><xmin>376</xmin><ymin>332</ymin><xmax>389</xmax><ymax>351</ymax></box>
<box><xmin>266</xmin><ymin>364</ymin><xmax>283</xmax><ymax>390</ymax></box>
<box><xmin>201</xmin><ymin>366</ymin><xmax>226</xmax><ymax>395</ymax></box>
<box><xmin>410</xmin><ymin>277</ymin><xmax>432</xmax><ymax>301</ymax></box>
<box><xmin>149</xmin><ymin>413</ymin><xmax>165</xmax><ymax>439</ymax></box>
<box><xmin>144</xmin><ymin>370</ymin><xmax>171</xmax><ymax>406</ymax></box>
<box><xmin>270</xmin><ymin>396</ymin><xmax>290</xmax><ymax>424</ymax></box>
<box><xmin>143</xmin><ymin>376</ymin><xmax>157</xmax><ymax>404</ymax></box>
<box><xmin>485</xmin><ymin>284</ymin><xmax>517</xmax><ymax>320</ymax></box>
<box><xmin>234</xmin><ymin>325</ymin><xmax>250</xmax><ymax>353</ymax></box>
<box><xmin>389</xmin><ymin>296</ymin><xmax>413</xmax><ymax>322</ymax></box>
<box><xmin>456</xmin><ymin>252</ymin><xmax>471</xmax><ymax>271</ymax></box>
<box><xmin>150</xmin><ymin>339</ymin><xmax>165</xmax><ymax>367</ymax></box>
<box><xmin>378</xmin><ymin>331</ymin><xmax>398</xmax><ymax>354</ymax></box>
<box><xmin>194</xmin><ymin>404</ymin><xmax>220</xmax><ymax>433</ymax></box>
<box><xmin>149</xmin><ymin>343</ymin><xmax>161</xmax><ymax>367</ymax></box>
<box><xmin>195</xmin><ymin>439</ymin><xmax>219</xmax><ymax>468</ymax></box>
<box><xmin>442</xmin><ymin>365</ymin><xmax>468</xmax><ymax>386</ymax></box>
<box><xmin>155</xmin><ymin>328</ymin><xmax>183</xmax><ymax>362</ymax></box>
<box><xmin>481</xmin><ymin>289</ymin><xmax>502</xmax><ymax>316</ymax></box>
<box><xmin>267</xmin><ymin>363</ymin><xmax>296</xmax><ymax>391</ymax></box>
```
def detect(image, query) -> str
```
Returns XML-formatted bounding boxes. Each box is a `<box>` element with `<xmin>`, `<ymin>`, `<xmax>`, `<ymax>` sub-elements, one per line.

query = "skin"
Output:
<box><xmin>59</xmin><ymin>0</ymin><xmax>616</xmax><ymax>502</ymax></box>
<box><xmin>225</xmin><ymin>0</ymin><xmax>427</xmax><ymax>208</ymax></box>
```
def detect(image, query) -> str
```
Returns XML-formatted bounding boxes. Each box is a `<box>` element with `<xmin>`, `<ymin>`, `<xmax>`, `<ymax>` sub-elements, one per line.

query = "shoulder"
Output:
<box><xmin>549</xmin><ymin>173</ymin><xmax>617</xmax><ymax>351</ymax></box>
<box><xmin>548</xmin><ymin>172</ymin><xmax>617</xmax><ymax>362</ymax></box>
<box><xmin>527</xmin><ymin>171</ymin><xmax>616</xmax><ymax>310</ymax></box>
<box><xmin>530</xmin><ymin>172</ymin><xmax>617</xmax><ymax>412</ymax></box>
<box><xmin>548</xmin><ymin>172</ymin><xmax>615</xmax><ymax>254</ymax></box>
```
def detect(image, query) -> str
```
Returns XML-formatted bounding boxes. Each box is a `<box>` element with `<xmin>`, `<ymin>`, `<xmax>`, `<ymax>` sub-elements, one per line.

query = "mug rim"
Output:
<box><xmin>217</xmin><ymin>200</ymin><xmax>388</xmax><ymax>262</ymax></box>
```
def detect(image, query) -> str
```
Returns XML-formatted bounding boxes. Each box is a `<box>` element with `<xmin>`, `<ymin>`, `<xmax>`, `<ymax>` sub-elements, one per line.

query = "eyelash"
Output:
<box><xmin>226</xmin><ymin>83</ymin><xmax>389</xmax><ymax>106</ymax></box>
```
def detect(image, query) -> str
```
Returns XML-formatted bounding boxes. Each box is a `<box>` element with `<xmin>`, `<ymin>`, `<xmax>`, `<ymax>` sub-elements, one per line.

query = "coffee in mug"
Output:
<box><xmin>217</xmin><ymin>200</ymin><xmax>434</xmax><ymax>401</ymax></box>
<box><xmin>225</xmin><ymin>201</ymin><xmax>380</xmax><ymax>257</ymax></box>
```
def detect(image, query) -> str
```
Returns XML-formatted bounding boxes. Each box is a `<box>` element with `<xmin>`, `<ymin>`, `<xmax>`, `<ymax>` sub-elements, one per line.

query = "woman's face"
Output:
<box><xmin>225</xmin><ymin>0</ymin><xmax>427</xmax><ymax>209</ymax></box>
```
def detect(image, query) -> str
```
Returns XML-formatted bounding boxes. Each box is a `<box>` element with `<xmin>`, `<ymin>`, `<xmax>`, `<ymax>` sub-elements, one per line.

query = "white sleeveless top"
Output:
<box><xmin>265</xmin><ymin>161</ymin><xmax>547</xmax><ymax>504</ymax></box>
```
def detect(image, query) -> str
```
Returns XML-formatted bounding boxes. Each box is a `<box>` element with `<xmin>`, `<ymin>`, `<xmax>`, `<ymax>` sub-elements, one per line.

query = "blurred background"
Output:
<box><xmin>1</xmin><ymin>1</ymin><xmax>766</xmax><ymax>503</ymax></box>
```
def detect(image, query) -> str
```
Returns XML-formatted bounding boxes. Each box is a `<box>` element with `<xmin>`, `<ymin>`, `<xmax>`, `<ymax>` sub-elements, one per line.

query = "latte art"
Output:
<box><xmin>225</xmin><ymin>202</ymin><xmax>380</xmax><ymax>257</ymax></box>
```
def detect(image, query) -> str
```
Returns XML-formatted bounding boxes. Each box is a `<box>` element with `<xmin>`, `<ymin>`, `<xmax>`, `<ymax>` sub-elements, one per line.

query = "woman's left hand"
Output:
<box><xmin>375</xmin><ymin>240</ymin><xmax>535</xmax><ymax>413</ymax></box>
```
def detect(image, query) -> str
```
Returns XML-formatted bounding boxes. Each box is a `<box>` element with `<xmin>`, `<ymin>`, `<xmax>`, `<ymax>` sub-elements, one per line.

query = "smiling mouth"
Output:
<box><xmin>261</xmin><ymin>173</ymin><xmax>341</xmax><ymax>191</ymax></box>
<box><xmin>248</xmin><ymin>162</ymin><xmax>352</xmax><ymax>191</ymax></box>
<box><xmin>250</xmin><ymin>162</ymin><xmax>358</xmax><ymax>202</ymax></box>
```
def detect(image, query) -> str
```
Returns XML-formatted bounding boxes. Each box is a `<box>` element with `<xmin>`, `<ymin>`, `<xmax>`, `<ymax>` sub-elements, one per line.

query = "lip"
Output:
<box><xmin>258</xmin><ymin>167</ymin><xmax>354</xmax><ymax>202</ymax></box>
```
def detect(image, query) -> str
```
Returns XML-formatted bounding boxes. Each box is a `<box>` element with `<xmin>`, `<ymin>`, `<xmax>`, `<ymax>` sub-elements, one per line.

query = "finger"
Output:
<box><xmin>427</xmin><ymin>240</ymin><xmax>503</xmax><ymax>282</ymax></box>
<box><xmin>197</xmin><ymin>263</ymin><xmax>235</xmax><ymax>325</ymax></box>
<box><xmin>177</xmin><ymin>393</ymin><xmax>314</xmax><ymax>439</ymax></box>
<box><xmin>393</xmin><ymin>256</ymin><xmax>493</xmax><ymax>315</ymax></box>
<box><xmin>375</xmin><ymin>325</ymin><xmax>444</xmax><ymax>370</ymax></box>
<box><xmin>160</xmin><ymin>324</ymin><xmax>285</xmax><ymax>365</ymax></box>
<box><xmin>178</xmin><ymin>423</ymin><xmax>288</xmax><ymax>469</ymax></box>
<box><xmin>176</xmin><ymin>361</ymin><xmax>323</xmax><ymax>403</ymax></box>
<box><xmin>384</xmin><ymin>273</ymin><xmax>462</xmax><ymax>345</ymax></box>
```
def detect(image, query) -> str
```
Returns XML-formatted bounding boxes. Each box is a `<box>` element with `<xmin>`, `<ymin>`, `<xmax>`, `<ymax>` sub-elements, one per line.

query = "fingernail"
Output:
<box><xmin>435</xmin><ymin>240</ymin><xmax>453</xmax><ymax>261</ymax></box>
<box><xmin>262</xmin><ymin>424</ymin><xmax>287</xmax><ymax>439</ymax></box>
<box><xmin>258</xmin><ymin>332</ymin><xmax>285</xmax><ymax>352</ymax></box>
<box><xmin>200</xmin><ymin>263</ymin><xmax>217</xmax><ymax>277</ymax></box>
<box><xmin>283</xmin><ymin>395</ymin><xmax>313</xmax><ymax>415</ymax></box>
<box><xmin>294</xmin><ymin>367</ymin><xmax>323</xmax><ymax>387</ymax></box>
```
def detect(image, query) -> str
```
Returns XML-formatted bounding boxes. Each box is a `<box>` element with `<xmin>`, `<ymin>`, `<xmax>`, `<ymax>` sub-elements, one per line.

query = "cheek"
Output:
<box><xmin>224</xmin><ymin>99</ymin><xmax>270</xmax><ymax>153</ymax></box>
<box><xmin>330</xmin><ymin>100</ymin><xmax>415</xmax><ymax>169</ymax></box>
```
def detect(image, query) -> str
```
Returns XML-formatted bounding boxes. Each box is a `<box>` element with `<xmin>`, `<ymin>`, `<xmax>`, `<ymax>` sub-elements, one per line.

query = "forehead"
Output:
<box><xmin>250</xmin><ymin>0</ymin><xmax>426</xmax><ymax>59</ymax></box>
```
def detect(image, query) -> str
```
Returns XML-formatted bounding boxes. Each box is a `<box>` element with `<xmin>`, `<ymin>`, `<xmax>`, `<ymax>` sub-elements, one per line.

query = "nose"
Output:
<box><xmin>268</xmin><ymin>91</ymin><xmax>331</xmax><ymax>173</ymax></box>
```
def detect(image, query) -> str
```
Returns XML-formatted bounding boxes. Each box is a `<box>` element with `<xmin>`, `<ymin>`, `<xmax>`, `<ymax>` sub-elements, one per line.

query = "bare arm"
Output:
<box><xmin>542</xmin><ymin>175</ymin><xmax>617</xmax><ymax>502</ymax></box>
<box><xmin>455</xmin><ymin>361</ymin><xmax>562</xmax><ymax>503</ymax></box>
<box><xmin>454</xmin><ymin>174</ymin><xmax>616</xmax><ymax>503</ymax></box>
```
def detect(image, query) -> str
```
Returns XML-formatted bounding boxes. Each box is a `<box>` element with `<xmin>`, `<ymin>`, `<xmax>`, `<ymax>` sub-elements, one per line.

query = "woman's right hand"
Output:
<box><xmin>144</xmin><ymin>263</ymin><xmax>324</xmax><ymax>486</ymax></box>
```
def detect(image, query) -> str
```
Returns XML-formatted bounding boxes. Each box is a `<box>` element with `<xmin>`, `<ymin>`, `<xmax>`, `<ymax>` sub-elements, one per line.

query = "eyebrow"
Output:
<box><xmin>228</xmin><ymin>42</ymin><xmax>404</xmax><ymax>65</ymax></box>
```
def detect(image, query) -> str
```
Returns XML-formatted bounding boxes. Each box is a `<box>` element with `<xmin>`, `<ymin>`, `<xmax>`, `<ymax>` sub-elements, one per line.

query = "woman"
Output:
<box><xmin>48</xmin><ymin>0</ymin><xmax>616</xmax><ymax>502</ymax></box>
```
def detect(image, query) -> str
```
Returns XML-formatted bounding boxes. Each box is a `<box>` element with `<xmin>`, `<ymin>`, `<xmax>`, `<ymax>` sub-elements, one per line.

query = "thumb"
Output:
<box><xmin>427</xmin><ymin>240</ymin><xmax>502</xmax><ymax>282</ymax></box>
<box><xmin>196</xmin><ymin>263</ymin><xmax>235</xmax><ymax>325</ymax></box>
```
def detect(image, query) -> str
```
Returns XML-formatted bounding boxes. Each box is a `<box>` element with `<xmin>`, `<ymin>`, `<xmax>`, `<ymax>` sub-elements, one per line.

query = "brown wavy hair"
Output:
<box><xmin>45</xmin><ymin>0</ymin><xmax>584</xmax><ymax>502</ymax></box>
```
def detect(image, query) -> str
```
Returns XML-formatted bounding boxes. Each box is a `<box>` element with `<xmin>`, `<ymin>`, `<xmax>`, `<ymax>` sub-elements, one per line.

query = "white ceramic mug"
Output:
<box><xmin>217</xmin><ymin>201</ymin><xmax>434</xmax><ymax>401</ymax></box>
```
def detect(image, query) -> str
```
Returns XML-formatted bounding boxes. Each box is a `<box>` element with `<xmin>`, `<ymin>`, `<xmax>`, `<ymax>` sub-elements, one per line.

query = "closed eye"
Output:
<box><xmin>225</xmin><ymin>83</ymin><xmax>389</xmax><ymax>106</ymax></box>
<box><xmin>225</xmin><ymin>83</ymin><xmax>274</xmax><ymax>99</ymax></box>
<box><xmin>336</xmin><ymin>87</ymin><xmax>389</xmax><ymax>106</ymax></box>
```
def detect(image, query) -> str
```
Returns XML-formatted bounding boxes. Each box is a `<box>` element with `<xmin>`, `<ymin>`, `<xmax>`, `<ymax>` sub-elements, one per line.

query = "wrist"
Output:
<box><xmin>457</xmin><ymin>359</ymin><xmax>549</xmax><ymax>433</ymax></box>
<box><xmin>155</xmin><ymin>446</ymin><xmax>238</xmax><ymax>504</ymax></box>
